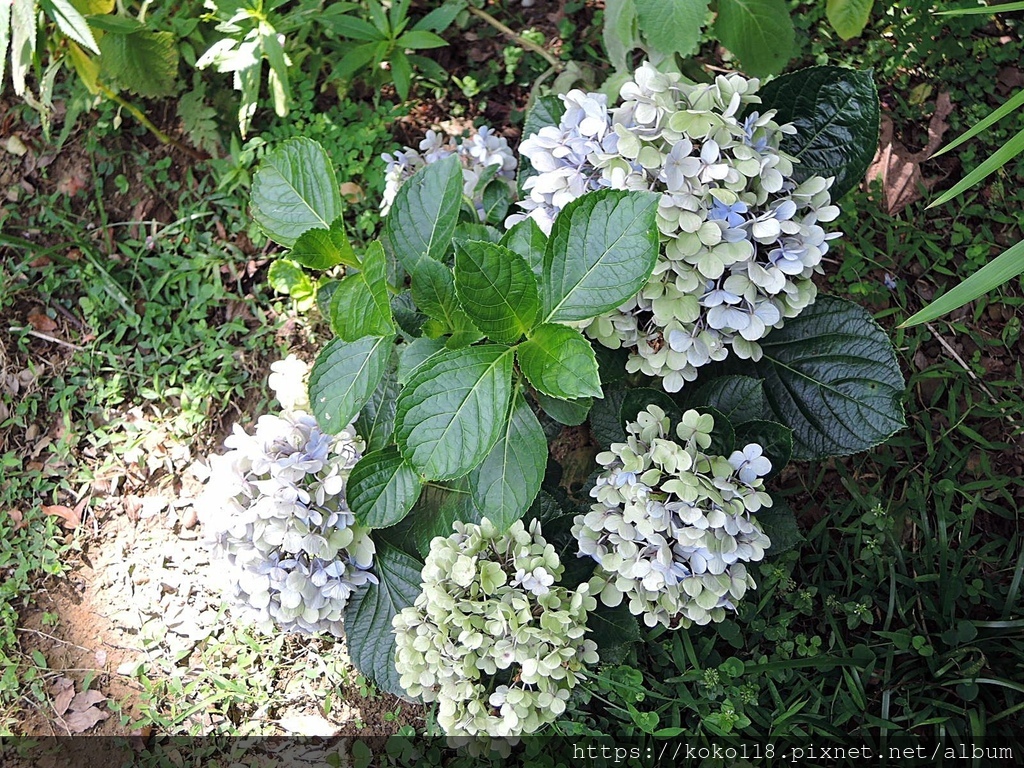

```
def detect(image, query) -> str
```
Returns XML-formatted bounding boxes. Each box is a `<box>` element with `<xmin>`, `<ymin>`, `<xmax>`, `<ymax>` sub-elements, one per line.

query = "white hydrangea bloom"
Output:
<box><xmin>197</xmin><ymin>357</ymin><xmax>376</xmax><ymax>638</ymax></box>
<box><xmin>510</xmin><ymin>63</ymin><xmax>842</xmax><ymax>391</ymax></box>
<box><xmin>392</xmin><ymin>518</ymin><xmax>599</xmax><ymax>737</ymax></box>
<box><xmin>573</xmin><ymin>405</ymin><xmax>772</xmax><ymax>629</ymax></box>
<box><xmin>380</xmin><ymin>126</ymin><xmax>517</xmax><ymax>218</ymax></box>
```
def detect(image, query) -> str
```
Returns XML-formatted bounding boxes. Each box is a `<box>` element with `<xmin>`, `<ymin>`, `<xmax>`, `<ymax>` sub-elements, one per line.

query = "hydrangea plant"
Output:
<box><xmin>392</xmin><ymin>518</ymin><xmax>599</xmax><ymax>737</ymax></box>
<box><xmin>197</xmin><ymin>356</ymin><xmax>377</xmax><ymax>637</ymax></box>
<box><xmin>575</xmin><ymin>404</ymin><xmax>772</xmax><ymax>629</ymax></box>
<box><xmin>243</xmin><ymin>61</ymin><xmax>904</xmax><ymax>724</ymax></box>
<box><xmin>511</xmin><ymin>64</ymin><xmax>842</xmax><ymax>391</ymax></box>
<box><xmin>381</xmin><ymin>127</ymin><xmax>517</xmax><ymax>222</ymax></box>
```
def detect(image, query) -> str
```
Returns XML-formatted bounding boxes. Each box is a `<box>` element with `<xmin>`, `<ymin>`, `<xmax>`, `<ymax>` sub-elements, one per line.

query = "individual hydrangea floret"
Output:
<box><xmin>381</xmin><ymin>126</ymin><xmax>517</xmax><ymax>218</ymax></box>
<box><xmin>392</xmin><ymin>518</ymin><xmax>599</xmax><ymax>737</ymax></box>
<box><xmin>197</xmin><ymin>357</ymin><xmax>376</xmax><ymax>637</ymax></box>
<box><xmin>510</xmin><ymin>64</ymin><xmax>842</xmax><ymax>391</ymax></box>
<box><xmin>573</xmin><ymin>405</ymin><xmax>772</xmax><ymax>629</ymax></box>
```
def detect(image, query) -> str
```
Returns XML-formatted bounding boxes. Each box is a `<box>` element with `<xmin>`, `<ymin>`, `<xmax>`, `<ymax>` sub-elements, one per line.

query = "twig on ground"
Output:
<box><xmin>8</xmin><ymin>327</ymin><xmax>85</xmax><ymax>351</ymax></box>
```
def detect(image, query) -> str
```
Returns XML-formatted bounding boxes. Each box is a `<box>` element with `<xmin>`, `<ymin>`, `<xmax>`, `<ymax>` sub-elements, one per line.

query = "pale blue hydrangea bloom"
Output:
<box><xmin>574</xmin><ymin>405</ymin><xmax>772</xmax><ymax>629</ymax></box>
<box><xmin>197</xmin><ymin>358</ymin><xmax>376</xmax><ymax>638</ymax></box>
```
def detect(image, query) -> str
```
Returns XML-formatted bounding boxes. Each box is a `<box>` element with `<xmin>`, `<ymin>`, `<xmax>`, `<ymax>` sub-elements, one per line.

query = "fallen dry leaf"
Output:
<box><xmin>56</xmin><ymin>166</ymin><xmax>89</xmax><ymax>197</ymax></box>
<box><xmin>340</xmin><ymin>181</ymin><xmax>365</xmax><ymax>204</ymax></box>
<box><xmin>27</xmin><ymin>309</ymin><xmax>58</xmax><ymax>332</ymax></box>
<box><xmin>51</xmin><ymin>677</ymin><xmax>75</xmax><ymax>716</ymax></box>
<box><xmin>42</xmin><ymin>496</ymin><xmax>88</xmax><ymax>529</ymax></box>
<box><xmin>865</xmin><ymin>92</ymin><xmax>954</xmax><ymax>215</ymax></box>
<box><xmin>64</xmin><ymin>704</ymin><xmax>110</xmax><ymax>733</ymax></box>
<box><xmin>70</xmin><ymin>690</ymin><xmax>106</xmax><ymax>710</ymax></box>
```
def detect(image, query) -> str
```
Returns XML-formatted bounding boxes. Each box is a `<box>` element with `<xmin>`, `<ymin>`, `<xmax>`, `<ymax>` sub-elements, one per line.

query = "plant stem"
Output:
<box><xmin>466</xmin><ymin>6</ymin><xmax>563</xmax><ymax>72</ymax></box>
<box><xmin>97</xmin><ymin>83</ymin><xmax>207</xmax><ymax>161</ymax></box>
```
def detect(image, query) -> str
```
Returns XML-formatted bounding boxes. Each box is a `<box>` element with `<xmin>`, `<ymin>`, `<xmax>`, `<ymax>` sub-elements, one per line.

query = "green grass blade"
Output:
<box><xmin>900</xmin><ymin>238</ymin><xmax>1024</xmax><ymax>326</ymax></box>
<box><xmin>937</xmin><ymin>2</ymin><xmax>1024</xmax><ymax>14</ymax></box>
<box><xmin>929</xmin><ymin>125</ymin><xmax>1024</xmax><ymax>208</ymax></box>
<box><xmin>934</xmin><ymin>89</ymin><xmax>1024</xmax><ymax>157</ymax></box>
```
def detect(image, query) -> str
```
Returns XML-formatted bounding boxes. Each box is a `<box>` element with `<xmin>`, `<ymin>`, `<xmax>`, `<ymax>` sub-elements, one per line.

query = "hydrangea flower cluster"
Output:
<box><xmin>510</xmin><ymin>64</ymin><xmax>842</xmax><ymax>391</ymax></box>
<box><xmin>196</xmin><ymin>355</ymin><xmax>376</xmax><ymax>637</ymax></box>
<box><xmin>574</xmin><ymin>405</ymin><xmax>773</xmax><ymax>629</ymax></box>
<box><xmin>381</xmin><ymin>126</ymin><xmax>517</xmax><ymax>218</ymax></box>
<box><xmin>392</xmin><ymin>518</ymin><xmax>599</xmax><ymax>737</ymax></box>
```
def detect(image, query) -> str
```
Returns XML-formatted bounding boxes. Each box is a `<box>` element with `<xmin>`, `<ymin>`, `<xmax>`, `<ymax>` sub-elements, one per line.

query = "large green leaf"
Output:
<box><xmin>454</xmin><ymin>241</ymin><xmax>539</xmax><ymax>344</ymax></box>
<box><xmin>826</xmin><ymin>0</ymin><xmax>873</xmax><ymax>40</ymax></box>
<box><xmin>757</xmin><ymin>498</ymin><xmax>802</xmax><ymax>555</ymax></box>
<box><xmin>411</xmin><ymin>258</ymin><xmax>482</xmax><ymax>347</ymax></box>
<box><xmin>466</xmin><ymin>392</ymin><xmax>547</xmax><ymax>531</ymax></box>
<box><xmin>500</xmin><ymin>217</ymin><xmax>547</xmax><ymax>276</ymax></box>
<box><xmin>0</xmin><ymin>0</ymin><xmax>10</xmax><ymax>89</ymax></box>
<box><xmin>98</xmin><ymin>28</ymin><xmax>178</xmax><ymax>97</ymax></box>
<box><xmin>289</xmin><ymin>218</ymin><xmax>357</xmax><ymax>270</ymax></box>
<box><xmin>541</xmin><ymin>189</ymin><xmax>659</xmax><ymax>322</ymax></box>
<box><xmin>267</xmin><ymin>259</ymin><xmax>314</xmax><ymax>304</ymax></box>
<box><xmin>684</xmin><ymin>375</ymin><xmax>770</xmax><ymax>425</ymax></box>
<box><xmin>517</xmin><ymin>323</ymin><xmax>602</xmax><ymax>400</ymax></box>
<box><xmin>588</xmin><ymin>603</ymin><xmax>641</xmax><ymax>663</ymax></box>
<box><xmin>714</xmin><ymin>0</ymin><xmax>795</xmax><ymax>77</ymax></box>
<box><xmin>355</xmin><ymin>349</ymin><xmax>399</xmax><ymax>453</ymax></box>
<box><xmin>758</xmin><ymin>66</ymin><xmax>880</xmax><ymax>201</ymax></box>
<box><xmin>308</xmin><ymin>336</ymin><xmax>393</xmax><ymax>434</ymax></box>
<box><xmin>10</xmin><ymin>0</ymin><xmax>36</xmax><ymax>96</ymax></box>
<box><xmin>384</xmin><ymin>153</ymin><xmax>463</xmax><ymax>273</ymax></box>
<box><xmin>744</xmin><ymin>296</ymin><xmax>905</xmax><ymax>459</ymax></box>
<box><xmin>634</xmin><ymin>0</ymin><xmax>709</xmax><ymax>59</ymax></box>
<box><xmin>533</xmin><ymin>391</ymin><xmax>592</xmax><ymax>426</ymax></box>
<box><xmin>343</xmin><ymin>542</ymin><xmax>423</xmax><ymax>699</ymax></box>
<box><xmin>395</xmin><ymin>345</ymin><xmax>515</xmax><ymax>480</ymax></box>
<box><xmin>588</xmin><ymin>385</ymin><xmax>629</xmax><ymax>447</ymax></box>
<box><xmin>603</xmin><ymin>0</ymin><xmax>640</xmax><ymax>73</ymax></box>
<box><xmin>41</xmin><ymin>0</ymin><xmax>99</xmax><ymax>54</ymax></box>
<box><xmin>348</xmin><ymin>447</ymin><xmax>423</xmax><ymax>529</ymax></box>
<box><xmin>251</xmin><ymin>138</ymin><xmax>342</xmax><ymax>247</ymax></box>
<box><xmin>330</xmin><ymin>242</ymin><xmax>395</xmax><ymax>341</ymax></box>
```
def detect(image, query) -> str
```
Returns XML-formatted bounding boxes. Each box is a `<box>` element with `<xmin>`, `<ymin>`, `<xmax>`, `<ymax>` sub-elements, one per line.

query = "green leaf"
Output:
<box><xmin>328</xmin><ymin>14</ymin><xmax>387</xmax><ymax>41</ymax></box>
<box><xmin>934</xmin><ymin>88</ymin><xmax>1024</xmax><ymax>159</ymax></box>
<box><xmin>356</xmin><ymin>349</ymin><xmax>399</xmax><ymax>452</ymax></box>
<box><xmin>251</xmin><ymin>138</ymin><xmax>342</xmax><ymax>247</ymax></box>
<box><xmin>757</xmin><ymin>498</ymin><xmax>802</xmax><ymax>555</ymax></box>
<box><xmin>744</xmin><ymin>295</ymin><xmax>905</xmax><ymax>459</ymax></box>
<box><xmin>395</xmin><ymin>30</ymin><xmax>447</xmax><ymax>49</ymax></box>
<box><xmin>758</xmin><ymin>66</ymin><xmax>880</xmax><ymax>201</ymax></box>
<box><xmin>826</xmin><ymin>0</ymin><xmax>873</xmax><ymax>40</ymax></box>
<box><xmin>334</xmin><ymin>41</ymin><xmax>381</xmax><ymax>81</ymax></box>
<box><xmin>390</xmin><ymin>48</ymin><xmax>412</xmax><ymax>101</ymax></box>
<box><xmin>588</xmin><ymin>603</ymin><xmax>641</xmax><ymax>663</ymax></box>
<box><xmin>98</xmin><ymin>28</ymin><xmax>178</xmax><ymax>98</ymax></box>
<box><xmin>404</xmin><ymin>481</ymin><xmax>478</xmax><ymax>557</ymax></box>
<box><xmin>466</xmin><ymin>392</ymin><xmax>547</xmax><ymax>531</ymax></box>
<box><xmin>481</xmin><ymin>180</ymin><xmax>512</xmax><ymax>226</ymax></box>
<box><xmin>289</xmin><ymin>218</ymin><xmax>358</xmax><ymax>270</ymax></box>
<box><xmin>937</xmin><ymin>1</ymin><xmax>1024</xmax><ymax>13</ymax></box>
<box><xmin>453</xmin><ymin>241</ymin><xmax>539</xmax><ymax>344</ymax></box>
<box><xmin>395</xmin><ymin>345</ymin><xmax>515</xmax><ymax>480</ymax></box>
<box><xmin>259</xmin><ymin>20</ymin><xmax>290</xmax><ymax>116</ymax></box>
<box><xmin>533</xmin><ymin>391</ymin><xmax>592</xmax><ymax>426</ymax></box>
<box><xmin>268</xmin><ymin>259</ymin><xmax>314</xmax><ymax>303</ymax></box>
<box><xmin>733</xmin><ymin>420</ymin><xmax>792</xmax><ymax>480</ymax></box>
<box><xmin>384</xmin><ymin>153</ymin><xmax>462</xmax><ymax>273</ymax></box>
<box><xmin>348</xmin><ymin>448</ymin><xmax>423</xmax><ymax>529</ymax></box>
<box><xmin>684</xmin><ymin>375</ymin><xmax>769</xmax><ymax>425</ymax></box>
<box><xmin>713</xmin><ymin>0</ymin><xmax>795</xmax><ymax>77</ymax></box>
<box><xmin>500</xmin><ymin>217</ymin><xmax>547</xmax><ymax>276</ymax></box>
<box><xmin>72</xmin><ymin>0</ymin><xmax>115</xmax><ymax>12</ymax></box>
<box><xmin>929</xmin><ymin>125</ymin><xmax>1024</xmax><ymax>209</ymax></box>
<box><xmin>589</xmin><ymin>384</ymin><xmax>629</xmax><ymax>447</ymax></box>
<box><xmin>317</xmin><ymin>279</ymin><xmax>340</xmax><ymax>319</ymax></box>
<box><xmin>309</xmin><ymin>336</ymin><xmax>394</xmax><ymax>434</ymax></box>
<box><xmin>397</xmin><ymin>337</ymin><xmax>446</xmax><ymax>384</ymax></box>
<box><xmin>603</xmin><ymin>0</ymin><xmax>640</xmax><ymax>73</ymax></box>
<box><xmin>517</xmin><ymin>323</ymin><xmax>602</xmax><ymax>400</ymax></box>
<box><xmin>10</xmin><ymin>0</ymin><xmax>36</xmax><ymax>96</ymax></box>
<box><xmin>901</xmin><ymin>238</ymin><xmax>1024</xmax><ymax>327</ymax></box>
<box><xmin>391</xmin><ymin>290</ymin><xmax>427</xmax><ymax>337</ymax></box>
<box><xmin>330</xmin><ymin>242</ymin><xmax>395</xmax><ymax>341</ymax></box>
<box><xmin>413</xmin><ymin>0</ymin><xmax>465</xmax><ymax>31</ymax></box>
<box><xmin>41</xmin><ymin>0</ymin><xmax>99</xmax><ymax>54</ymax></box>
<box><xmin>411</xmin><ymin>258</ymin><xmax>482</xmax><ymax>346</ymax></box>
<box><xmin>343</xmin><ymin>542</ymin><xmax>423</xmax><ymax>699</ymax></box>
<box><xmin>541</xmin><ymin>189</ymin><xmax>659</xmax><ymax>322</ymax></box>
<box><xmin>634</xmin><ymin>0</ymin><xmax>708</xmax><ymax>58</ymax></box>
